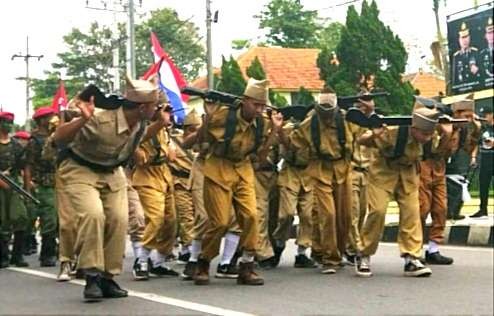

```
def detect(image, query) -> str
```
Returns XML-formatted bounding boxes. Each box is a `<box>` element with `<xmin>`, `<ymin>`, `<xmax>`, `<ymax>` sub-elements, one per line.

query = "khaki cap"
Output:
<box><xmin>184</xmin><ymin>108</ymin><xmax>201</xmax><ymax>126</ymax></box>
<box><xmin>125</xmin><ymin>74</ymin><xmax>160</xmax><ymax>104</ymax></box>
<box><xmin>412</xmin><ymin>107</ymin><xmax>438</xmax><ymax>132</ymax></box>
<box><xmin>243</xmin><ymin>78</ymin><xmax>269</xmax><ymax>103</ymax></box>
<box><xmin>451</xmin><ymin>93</ymin><xmax>475</xmax><ymax>112</ymax></box>
<box><xmin>317</xmin><ymin>92</ymin><xmax>337</xmax><ymax>111</ymax></box>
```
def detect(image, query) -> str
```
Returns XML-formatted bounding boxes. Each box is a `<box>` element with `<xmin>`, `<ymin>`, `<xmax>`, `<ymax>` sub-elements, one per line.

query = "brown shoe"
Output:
<box><xmin>193</xmin><ymin>258</ymin><xmax>210</xmax><ymax>285</ymax></box>
<box><xmin>237</xmin><ymin>262</ymin><xmax>264</xmax><ymax>286</ymax></box>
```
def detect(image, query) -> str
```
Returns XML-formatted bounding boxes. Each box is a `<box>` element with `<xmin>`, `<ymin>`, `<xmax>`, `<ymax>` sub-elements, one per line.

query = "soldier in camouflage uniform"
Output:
<box><xmin>25</xmin><ymin>107</ymin><xmax>59</xmax><ymax>267</ymax></box>
<box><xmin>0</xmin><ymin>111</ymin><xmax>29</xmax><ymax>268</ymax></box>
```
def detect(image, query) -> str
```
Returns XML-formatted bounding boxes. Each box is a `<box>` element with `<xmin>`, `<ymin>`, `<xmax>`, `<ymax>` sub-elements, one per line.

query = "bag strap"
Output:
<box><xmin>310</xmin><ymin>110</ymin><xmax>346</xmax><ymax>161</ymax></box>
<box><xmin>392</xmin><ymin>125</ymin><xmax>409</xmax><ymax>159</ymax></box>
<box><xmin>223</xmin><ymin>100</ymin><xmax>241</xmax><ymax>156</ymax></box>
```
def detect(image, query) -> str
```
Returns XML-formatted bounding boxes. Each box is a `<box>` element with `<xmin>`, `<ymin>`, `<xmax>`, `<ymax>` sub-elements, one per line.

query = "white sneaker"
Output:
<box><xmin>57</xmin><ymin>262</ymin><xmax>71</xmax><ymax>282</ymax></box>
<box><xmin>404</xmin><ymin>258</ymin><xmax>432</xmax><ymax>277</ymax></box>
<box><xmin>355</xmin><ymin>256</ymin><xmax>372</xmax><ymax>277</ymax></box>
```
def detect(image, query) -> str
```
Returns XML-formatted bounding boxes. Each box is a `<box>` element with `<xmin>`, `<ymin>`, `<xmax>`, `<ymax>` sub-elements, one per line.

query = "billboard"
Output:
<box><xmin>447</xmin><ymin>8</ymin><xmax>493</xmax><ymax>95</ymax></box>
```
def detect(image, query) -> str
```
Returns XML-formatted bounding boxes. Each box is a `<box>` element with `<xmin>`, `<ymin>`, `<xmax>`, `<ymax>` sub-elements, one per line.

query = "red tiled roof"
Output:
<box><xmin>403</xmin><ymin>72</ymin><xmax>446</xmax><ymax>98</ymax></box>
<box><xmin>191</xmin><ymin>46</ymin><xmax>325</xmax><ymax>91</ymax></box>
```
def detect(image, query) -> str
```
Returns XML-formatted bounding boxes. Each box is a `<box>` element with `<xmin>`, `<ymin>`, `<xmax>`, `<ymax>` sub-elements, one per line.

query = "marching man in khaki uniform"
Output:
<box><xmin>356</xmin><ymin>106</ymin><xmax>440</xmax><ymax>277</ymax></box>
<box><xmin>132</xmin><ymin>92</ymin><xmax>179</xmax><ymax>280</ymax></box>
<box><xmin>167</xmin><ymin>111</ymin><xmax>199</xmax><ymax>264</ymax></box>
<box><xmin>54</xmin><ymin>75</ymin><xmax>169</xmax><ymax>301</ymax></box>
<box><xmin>345</xmin><ymin>93</ymin><xmax>374</xmax><ymax>265</ymax></box>
<box><xmin>271</xmin><ymin>120</ymin><xmax>316</xmax><ymax>269</ymax></box>
<box><xmin>278</xmin><ymin>90</ymin><xmax>353</xmax><ymax>274</ymax></box>
<box><xmin>190</xmin><ymin>78</ymin><xmax>283</xmax><ymax>286</ymax></box>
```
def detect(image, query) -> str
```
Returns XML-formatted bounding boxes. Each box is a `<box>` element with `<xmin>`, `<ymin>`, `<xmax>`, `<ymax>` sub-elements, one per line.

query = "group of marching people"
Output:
<box><xmin>0</xmin><ymin>72</ymin><xmax>488</xmax><ymax>302</ymax></box>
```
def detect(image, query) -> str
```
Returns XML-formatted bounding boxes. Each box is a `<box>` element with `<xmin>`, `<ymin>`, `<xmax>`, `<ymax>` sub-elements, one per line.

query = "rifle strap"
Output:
<box><xmin>223</xmin><ymin>101</ymin><xmax>241</xmax><ymax>157</ymax></box>
<box><xmin>392</xmin><ymin>125</ymin><xmax>409</xmax><ymax>159</ymax></box>
<box><xmin>310</xmin><ymin>109</ymin><xmax>346</xmax><ymax>160</ymax></box>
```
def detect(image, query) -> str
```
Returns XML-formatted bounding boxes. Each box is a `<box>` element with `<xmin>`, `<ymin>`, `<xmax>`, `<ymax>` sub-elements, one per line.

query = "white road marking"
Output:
<box><xmin>380</xmin><ymin>242</ymin><xmax>494</xmax><ymax>252</ymax></box>
<box><xmin>7</xmin><ymin>267</ymin><xmax>256</xmax><ymax>316</ymax></box>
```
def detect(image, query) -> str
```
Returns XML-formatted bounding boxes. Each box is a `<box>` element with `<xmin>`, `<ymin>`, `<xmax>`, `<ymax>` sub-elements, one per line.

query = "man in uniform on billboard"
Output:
<box><xmin>479</xmin><ymin>17</ymin><xmax>494</xmax><ymax>84</ymax></box>
<box><xmin>452</xmin><ymin>22</ymin><xmax>480</xmax><ymax>87</ymax></box>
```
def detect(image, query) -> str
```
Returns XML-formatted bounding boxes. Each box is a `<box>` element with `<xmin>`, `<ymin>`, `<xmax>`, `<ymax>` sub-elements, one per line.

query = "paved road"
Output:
<box><xmin>0</xmin><ymin>242</ymin><xmax>492</xmax><ymax>316</ymax></box>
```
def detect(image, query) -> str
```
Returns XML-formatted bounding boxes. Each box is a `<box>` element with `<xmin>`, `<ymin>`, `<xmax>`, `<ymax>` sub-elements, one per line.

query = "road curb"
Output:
<box><xmin>382</xmin><ymin>224</ymin><xmax>494</xmax><ymax>247</ymax></box>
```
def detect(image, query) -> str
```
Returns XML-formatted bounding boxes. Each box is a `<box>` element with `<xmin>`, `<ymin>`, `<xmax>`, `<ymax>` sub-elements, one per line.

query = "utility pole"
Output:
<box><xmin>206</xmin><ymin>0</ymin><xmax>213</xmax><ymax>89</ymax></box>
<box><xmin>127</xmin><ymin>0</ymin><xmax>136</xmax><ymax>79</ymax></box>
<box><xmin>11</xmin><ymin>36</ymin><xmax>43</xmax><ymax>131</ymax></box>
<box><xmin>112</xmin><ymin>1</ymin><xmax>121</xmax><ymax>92</ymax></box>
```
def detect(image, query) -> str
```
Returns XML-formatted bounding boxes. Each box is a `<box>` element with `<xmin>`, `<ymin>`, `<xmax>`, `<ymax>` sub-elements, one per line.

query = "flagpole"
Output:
<box><xmin>206</xmin><ymin>0</ymin><xmax>213</xmax><ymax>89</ymax></box>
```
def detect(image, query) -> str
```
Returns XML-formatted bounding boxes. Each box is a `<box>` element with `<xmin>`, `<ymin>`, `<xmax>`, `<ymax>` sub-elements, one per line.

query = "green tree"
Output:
<box><xmin>293</xmin><ymin>86</ymin><xmax>315</xmax><ymax>106</ymax></box>
<box><xmin>31</xmin><ymin>8</ymin><xmax>204</xmax><ymax>107</ymax></box>
<box><xmin>216</xmin><ymin>56</ymin><xmax>246</xmax><ymax>96</ymax></box>
<box><xmin>258</xmin><ymin>0</ymin><xmax>322</xmax><ymax>48</ymax></box>
<box><xmin>135</xmin><ymin>8</ymin><xmax>205</xmax><ymax>80</ymax></box>
<box><xmin>318</xmin><ymin>0</ymin><xmax>414</xmax><ymax>114</ymax></box>
<box><xmin>246</xmin><ymin>56</ymin><xmax>266</xmax><ymax>80</ymax></box>
<box><xmin>318</xmin><ymin>22</ymin><xmax>344</xmax><ymax>52</ymax></box>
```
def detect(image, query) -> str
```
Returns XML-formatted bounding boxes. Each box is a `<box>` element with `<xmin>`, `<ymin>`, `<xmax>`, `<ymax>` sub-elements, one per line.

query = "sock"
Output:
<box><xmin>220</xmin><ymin>233</ymin><xmax>240</xmax><ymax>265</ymax></box>
<box><xmin>190</xmin><ymin>240</ymin><xmax>201</xmax><ymax>262</ymax></box>
<box><xmin>151</xmin><ymin>251</ymin><xmax>167</xmax><ymax>268</ymax></box>
<box><xmin>138</xmin><ymin>247</ymin><xmax>150</xmax><ymax>264</ymax></box>
<box><xmin>297</xmin><ymin>246</ymin><xmax>307</xmax><ymax>256</ymax></box>
<box><xmin>132</xmin><ymin>241</ymin><xmax>142</xmax><ymax>259</ymax></box>
<box><xmin>428</xmin><ymin>241</ymin><xmax>439</xmax><ymax>254</ymax></box>
<box><xmin>404</xmin><ymin>255</ymin><xmax>412</xmax><ymax>265</ymax></box>
<box><xmin>180</xmin><ymin>244</ymin><xmax>190</xmax><ymax>255</ymax></box>
<box><xmin>240</xmin><ymin>251</ymin><xmax>255</xmax><ymax>263</ymax></box>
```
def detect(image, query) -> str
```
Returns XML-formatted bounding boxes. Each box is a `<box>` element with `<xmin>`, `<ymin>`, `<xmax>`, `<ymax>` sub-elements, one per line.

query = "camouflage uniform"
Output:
<box><xmin>26</xmin><ymin>129</ymin><xmax>58</xmax><ymax>265</ymax></box>
<box><xmin>0</xmin><ymin>137</ymin><xmax>29</xmax><ymax>267</ymax></box>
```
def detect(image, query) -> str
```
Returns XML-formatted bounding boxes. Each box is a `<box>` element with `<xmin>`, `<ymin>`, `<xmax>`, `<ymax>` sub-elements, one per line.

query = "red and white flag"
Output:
<box><xmin>51</xmin><ymin>80</ymin><xmax>67</xmax><ymax>113</ymax></box>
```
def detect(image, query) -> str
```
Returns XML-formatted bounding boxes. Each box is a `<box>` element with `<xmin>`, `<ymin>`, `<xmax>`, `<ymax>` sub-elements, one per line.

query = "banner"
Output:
<box><xmin>447</xmin><ymin>8</ymin><xmax>493</xmax><ymax>95</ymax></box>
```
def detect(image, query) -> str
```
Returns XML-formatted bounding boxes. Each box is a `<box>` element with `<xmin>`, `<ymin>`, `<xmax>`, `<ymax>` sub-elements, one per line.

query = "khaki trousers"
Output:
<box><xmin>136</xmin><ymin>185</ymin><xmax>176</xmax><ymax>255</ymax></box>
<box><xmin>56</xmin><ymin>172</ymin><xmax>79</xmax><ymax>263</ymax></box>
<box><xmin>175</xmin><ymin>183</ymin><xmax>194</xmax><ymax>247</ymax></box>
<box><xmin>360</xmin><ymin>180</ymin><xmax>423</xmax><ymax>258</ymax></box>
<box><xmin>127</xmin><ymin>185</ymin><xmax>145</xmax><ymax>243</ymax></box>
<box><xmin>347</xmin><ymin>169</ymin><xmax>368</xmax><ymax>255</ymax></box>
<box><xmin>201</xmin><ymin>175</ymin><xmax>257</xmax><ymax>261</ymax></box>
<box><xmin>273</xmin><ymin>185</ymin><xmax>313</xmax><ymax>249</ymax></box>
<box><xmin>191</xmin><ymin>159</ymin><xmax>240</xmax><ymax>241</ymax></box>
<box><xmin>255</xmin><ymin>171</ymin><xmax>277</xmax><ymax>260</ymax></box>
<box><xmin>313</xmin><ymin>176</ymin><xmax>352</xmax><ymax>266</ymax></box>
<box><xmin>419</xmin><ymin>161</ymin><xmax>447</xmax><ymax>244</ymax></box>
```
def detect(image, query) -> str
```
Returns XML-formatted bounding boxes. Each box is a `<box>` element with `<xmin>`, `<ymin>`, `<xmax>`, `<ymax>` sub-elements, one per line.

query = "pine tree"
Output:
<box><xmin>216</xmin><ymin>56</ymin><xmax>247</xmax><ymax>96</ymax></box>
<box><xmin>246</xmin><ymin>56</ymin><xmax>266</xmax><ymax>80</ymax></box>
<box><xmin>317</xmin><ymin>0</ymin><xmax>414</xmax><ymax>114</ymax></box>
<box><xmin>294</xmin><ymin>86</ymin><xmax>315</xmax><ymax>106</ymax></box>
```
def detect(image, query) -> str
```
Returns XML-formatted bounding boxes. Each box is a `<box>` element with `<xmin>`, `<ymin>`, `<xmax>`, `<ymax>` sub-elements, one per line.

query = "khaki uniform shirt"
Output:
<box><xmin>60</xmin><ymin>107</ymin><xmax>144</xmax><ymax>192</ymax></box>
<box><xmin>69</xmin><ymin>107</ymin><xmax>145</xmax><ymax>167</ymax></box>
<box><xmin>349</xmin><ymin>122</ymin><xmax>371</xmax><ymax>170</ymax></box>
<box><xmin>132</xmin><ymin>128</ymin><xmax>174</xmax><ymax>192</ymax></box>
<box><xmin>367</xmin><ymin>126</ymin><xmax>422</xmax><ymax>194</ymax></box>
<box><xmin>288</xmin><ymin>111</ymin><xmax>353</xmax><ymax>186</ymax></box>
<box><xmin>168</xmin><ymin>133</ymin><xmax>194</xmax><ymax>190</ymax></box>
<box><xmin>202</xmin><ymin>103</ymin><xmax>270</xmax><ymax>189</ymax></box>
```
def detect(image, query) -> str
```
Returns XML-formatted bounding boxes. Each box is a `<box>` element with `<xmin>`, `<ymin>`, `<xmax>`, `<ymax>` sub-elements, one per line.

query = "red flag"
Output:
<box><xmin>51</xmin><ymin>80</ymin><xmax>67</xmax><ymax>113</ymax></box>
<box><xmin>140</xmin><ymin>57</ymin><xmax>164</xmax><ymax>80</ymax></box>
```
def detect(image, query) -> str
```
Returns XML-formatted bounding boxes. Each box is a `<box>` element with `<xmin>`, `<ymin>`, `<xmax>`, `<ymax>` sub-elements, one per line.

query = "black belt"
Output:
<box><xmin>171</xmin><ymin>169</ymin><xmax>190</xmax><ymax>178</ymax></box>
<box><xmin>353</xmin><ymin>166</ymin><xmax>368</xmax><ymax>172</ymax></box>
<box><xmin>66</xmin><ymin>149</ymin><xmax>120</xmax><ymax>173</ymax></box>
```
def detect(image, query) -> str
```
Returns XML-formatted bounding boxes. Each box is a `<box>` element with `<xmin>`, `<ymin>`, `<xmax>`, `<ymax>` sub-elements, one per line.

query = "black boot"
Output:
<box><xmin>84</xmin><ymin>273</ymin><xmax>103</xmax><ymax>302</ymax></box>
<box><xmin>0</xmin><ymin>237</ymin><xmax>10</xmax><ymax>268</ymax></box>
<box><xmin>10</xmin><ymin>231</ymin><xmax>29</xmax><ymax>267</ymax></box>
<box><xmin>40</xmin><ymin>235</ymin><xmax>57</xmax><ymax>267</ymax></box>
<box><xmin>100</xmin><ymin>278</ymin><xmax>128</xmax><ymax>298</ymax></box>
<box><xmin>23</xmin><ymin>234</ymin><xmax>37</xmax><ymax>256</ymax></box>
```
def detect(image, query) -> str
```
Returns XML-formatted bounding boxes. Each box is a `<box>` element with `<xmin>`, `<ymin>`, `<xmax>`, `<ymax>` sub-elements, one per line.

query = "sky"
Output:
<box><xmin>0</xmin><ymin>0</ymin><xmax>487</xmax><ymax>124</ymax></box>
